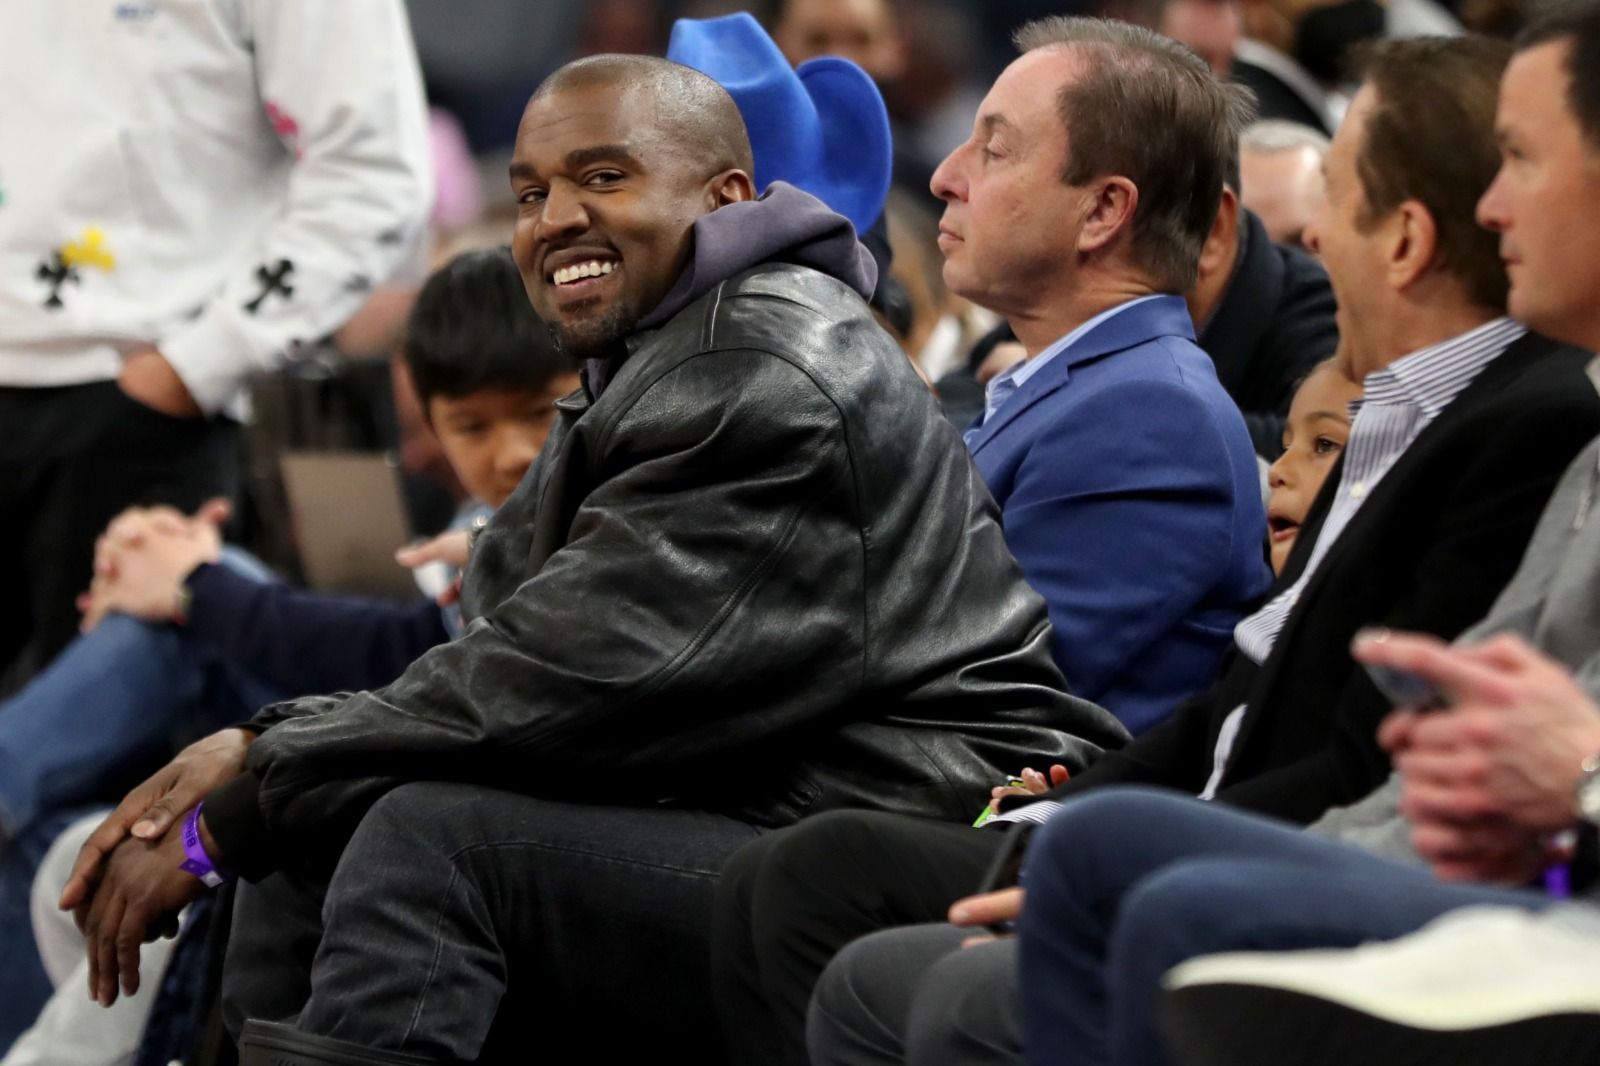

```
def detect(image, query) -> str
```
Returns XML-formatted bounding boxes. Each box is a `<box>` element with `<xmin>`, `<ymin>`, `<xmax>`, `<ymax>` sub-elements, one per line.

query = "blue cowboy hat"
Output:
<box><xmin>667</xmin><ymin>12</ymin><xmax>892</xmax><ymax>235</ymax></box>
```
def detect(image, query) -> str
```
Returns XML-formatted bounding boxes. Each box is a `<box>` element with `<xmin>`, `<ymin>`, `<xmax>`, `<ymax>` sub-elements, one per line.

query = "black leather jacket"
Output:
<box><xmin>211</xmin><ymin>262</ymin><xmax>1126</xmax><ymax>876</ymax></box>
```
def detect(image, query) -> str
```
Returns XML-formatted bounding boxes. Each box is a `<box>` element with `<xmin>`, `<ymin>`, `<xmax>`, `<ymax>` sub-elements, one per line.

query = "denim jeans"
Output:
<box><xmin>0</xmin><ymin>572</ymin><xmax>285</xmax><ymax>1051</ymax></box>
<box><xmin>1016</xmin><ymin>788</ymin><xmax>1553</xmax><ymax>1066</ymax></box>
<box><xmin>224</xmin><ymin>781</ymin><xmax>763</xmax><ymax>1063</ymax></box>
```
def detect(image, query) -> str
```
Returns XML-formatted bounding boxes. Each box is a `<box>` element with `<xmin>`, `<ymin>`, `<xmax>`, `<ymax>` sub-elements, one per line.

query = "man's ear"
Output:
<box><xmin>1387</xmin><ymin>199</ymin><xmax>1439</xmax><ymax>291</ymax></box>
<box><xmin>1076</xmin><ymin>176</ymin><xmax>1139</xmax><ymax>255</ymax></box>
<box><xmin>707</xmin><ymin>169</ymin><xmax>757</xmax><ymax>208</ymax></box>
<box><xmin>1197</xmin><ymin>186</ymin><xmax>1241</xmax><ymax>283</ymax></box>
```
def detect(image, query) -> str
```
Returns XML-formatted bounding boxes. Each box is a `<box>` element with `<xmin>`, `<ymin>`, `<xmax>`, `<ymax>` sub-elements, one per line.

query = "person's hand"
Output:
<box><xmin>78</xmin><ymin>504</ymin><xmax>225</xmax><ymax>632</ymax></box>
<box><xmin>60</xmin><ymin>728</ymin><xmax>254</xmax><ymax>916</ymax></box>
<box><xmin>1401</xmin><ymin>813</ymin><xmax>1564</xmax><ymax>885</ymax></box>
<box><xmin>395</xmin><ymin>529</ymin><xmax>471</xmax><ymax>606</ymax></box>
<box><xmin>82</xmin><ymin>500</ymin><xmax>228</xmax><ymax>624</ymax></box>
<box><xmin>949</xmin><ymin>887</ymin><xmax>1026</xmax><ymax>947</ymax></box>
<box><xmin>990</xmin><ymin>764</ymin><xmax>1069</xmax><ymax>804</ymax></box>
<box><xmin>1356</xmin><ymin>629</ymin><xmax>1600</xmax><ymax>880</ymax></box>
<box><xmin>87</xmin><ymin>505</ymin><xmax>189</xmax><ymax>590</ymax></box>
<box><xmin>98</xmin><ymin>498</ymin><xmax>230</xmax><ymax>557</ymax></box>
<box><xmin>72</xmin><ymin>829</ymin><xmax>205</xmax><ymax>1006</ymax></box>
<box><xmin>117</xmin><ymin>346</ymin><xmax>201</xmax><ymax>418</ymax></box>
<box><xmin>395</xmin><ymin>529</ymin><xmax>471</xmax><ymax>571</ymax></box>
<box><xmin>1360</xmin><ymin>630</ymin><xmax>1600</xmax><ymax>828</ymax></box>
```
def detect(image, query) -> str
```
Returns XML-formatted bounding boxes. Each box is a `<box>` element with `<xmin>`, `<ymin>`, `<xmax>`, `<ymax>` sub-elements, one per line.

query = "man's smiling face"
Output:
<box><xmin>509</xmin><ymin>81</ymin><xmax>712</xmax><ymax>361</ymax></box>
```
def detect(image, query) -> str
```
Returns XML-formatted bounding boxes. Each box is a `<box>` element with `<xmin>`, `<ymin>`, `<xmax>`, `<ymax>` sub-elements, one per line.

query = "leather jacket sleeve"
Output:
<box><xmin>241</xmin><ymin>348</ymin><xmax>874</xmax><ymax>844</ymax></box>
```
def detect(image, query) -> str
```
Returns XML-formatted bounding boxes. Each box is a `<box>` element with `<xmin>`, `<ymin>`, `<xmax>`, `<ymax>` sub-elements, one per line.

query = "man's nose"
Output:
<box><xmin>538</xmin><ymin>180</ymin><xmax>590</xmax><ymax>239</ymax></box>
<box><xmin>1476</xmin><ymin>167</ymin><xmax>1509</xmax><ymax>232</ymax></box>
<box><xmin>930</xmin><ymin>144</ymin><xmax>968</xmax><ymax>203</ymax></box>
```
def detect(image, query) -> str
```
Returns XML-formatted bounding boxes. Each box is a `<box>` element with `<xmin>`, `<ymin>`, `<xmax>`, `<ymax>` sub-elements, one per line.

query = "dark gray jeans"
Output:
<box><xmin>810</xmin><ymin>924</ymin><xmax>1022</xmax><ymax>1066</ymax></box>
<box><xmin>224</xmin><ymin>781</ymin><xmax>761</xmax><ymax>1063</ymax></box>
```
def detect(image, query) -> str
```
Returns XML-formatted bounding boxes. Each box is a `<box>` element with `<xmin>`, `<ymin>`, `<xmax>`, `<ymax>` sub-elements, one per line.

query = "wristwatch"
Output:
<box><xmin>1576</xmin><ymin>753</ymin><xmax>1600</xmax><ymax>825</ymax></box>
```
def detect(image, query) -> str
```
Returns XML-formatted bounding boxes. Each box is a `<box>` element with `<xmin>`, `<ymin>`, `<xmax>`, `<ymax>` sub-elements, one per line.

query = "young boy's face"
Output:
<box><xmin>427</xmin><ymin>375</ymin><xmax>581</xmax><ymax>509</ymax></box>
<box><xmin>1266</xmin><ymin>363</ymin><xmax>1362</xmax><ymax>574</ymax></box>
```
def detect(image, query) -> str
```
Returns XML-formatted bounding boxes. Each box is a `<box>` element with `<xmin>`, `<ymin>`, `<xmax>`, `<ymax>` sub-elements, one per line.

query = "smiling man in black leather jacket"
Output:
<box><xmin>59</xmin><ymin>54</ymin><xmax>1125</xmax><ymax>1066</ymax></box>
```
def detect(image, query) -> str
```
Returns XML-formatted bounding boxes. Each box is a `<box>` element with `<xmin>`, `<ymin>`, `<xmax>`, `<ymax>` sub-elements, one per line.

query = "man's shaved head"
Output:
<box><xmin>532</xmin><ymin>54</ymin><xmax>755</xmax><ymax>178</ymax></box>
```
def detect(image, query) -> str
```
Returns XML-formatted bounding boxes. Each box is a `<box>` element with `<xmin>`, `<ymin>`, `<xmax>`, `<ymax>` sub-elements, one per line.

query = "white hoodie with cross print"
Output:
<box><xmin>0</xmin><ymin>0</ymin><xmax>432</xmax><ymax>418</ymax></box>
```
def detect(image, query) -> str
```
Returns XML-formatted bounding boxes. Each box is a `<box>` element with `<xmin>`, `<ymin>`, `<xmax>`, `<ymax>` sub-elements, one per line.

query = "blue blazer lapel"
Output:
<box><xmin>967</xmin><ymin>295</ymin><xmax>1195</xmax><ymax>457</ymax></box>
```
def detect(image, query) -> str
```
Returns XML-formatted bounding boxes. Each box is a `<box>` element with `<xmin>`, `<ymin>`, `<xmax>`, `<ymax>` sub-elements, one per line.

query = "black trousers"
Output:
<box><xmin>223</xmin><ymin>781</ymin><xmax>763</xmax><ymax>1064</ymax></box>
<box><xmin>0</xmin><ymin>381</ymin><xmax>238</xmax><ymax>691</ymax></box>
<box><xmin>711</xmin><ymin>810</ymin><xmax>1005</xmax><ymax>1066</ymax></box>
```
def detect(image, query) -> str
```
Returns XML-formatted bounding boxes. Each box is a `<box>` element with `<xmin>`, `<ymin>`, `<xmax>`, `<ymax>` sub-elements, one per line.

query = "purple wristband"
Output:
<box><xmin>178</xmin><ymin>802</ymin><xmax>232</xmax><ymax>888</ymax></box>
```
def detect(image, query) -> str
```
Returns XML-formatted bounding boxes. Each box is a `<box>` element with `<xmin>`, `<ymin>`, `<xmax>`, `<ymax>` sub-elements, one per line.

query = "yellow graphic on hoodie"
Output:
<box><xmin>61</xmin><ymin>227</ymin><xmax>116</xmax><ymax>271</ymax></box>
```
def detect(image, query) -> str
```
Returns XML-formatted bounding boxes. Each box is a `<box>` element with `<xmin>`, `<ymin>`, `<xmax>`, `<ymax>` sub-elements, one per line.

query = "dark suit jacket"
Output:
<box><xmin>967</xmin><ymin>295</ymin><xmax>1272</xmax><ymax>735</ymax></box>
<box><xmin>1019</xmin><ymin>332</ymin><xmax>1600</xmax><ymax>824</ymax></box>
<box><xmin>1205</xmin><ymin>209</ymin><xmax>1339</xmax><ymax>458</ymax></box>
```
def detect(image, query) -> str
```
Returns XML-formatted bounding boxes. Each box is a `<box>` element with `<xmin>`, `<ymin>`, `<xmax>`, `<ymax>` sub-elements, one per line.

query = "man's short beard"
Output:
<box><xmin>546</xmin><ymin>303</ymin><xmax>638</xmax><ymax>365</ymax></box>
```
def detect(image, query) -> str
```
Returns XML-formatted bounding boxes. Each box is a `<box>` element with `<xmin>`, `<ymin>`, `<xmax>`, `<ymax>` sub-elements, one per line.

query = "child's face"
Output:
<box><xmin>427</xmin><ymin>375</ymin><xmax>581</xmax><ymax>509</ymax></box>
<box><xmin>1266</xmin><ymin>364</ymin><xmax>1363</xmax><ymax>574</ymax></box>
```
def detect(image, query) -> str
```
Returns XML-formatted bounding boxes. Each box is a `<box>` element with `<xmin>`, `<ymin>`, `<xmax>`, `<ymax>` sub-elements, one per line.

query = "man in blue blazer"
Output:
<box><xmin>943</xmin><ymin>20</ymin><xmax>1272</xmax><ymax>736</ymax></box>
<box><xmin>964</xmin><ymin>296</ymin><xmax>1271</xmax><ymax>735</ymax></box>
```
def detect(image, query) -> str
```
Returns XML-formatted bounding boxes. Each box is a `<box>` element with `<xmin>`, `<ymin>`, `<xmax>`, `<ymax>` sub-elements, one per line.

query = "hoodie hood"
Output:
<box><xmin>637</xmin><ymin>181</ymin><xmax>878</xmax><ymax>330</ymax></box>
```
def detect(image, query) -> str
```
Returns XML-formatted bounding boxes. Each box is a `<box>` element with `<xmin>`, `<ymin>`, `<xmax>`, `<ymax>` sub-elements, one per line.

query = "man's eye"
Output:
<box><xmin>585</xmin><ymin>170</ymin><xmax>624</xmax><ymax>186</ymax></box>
<box><xmin>518</xmin><ymin>188</ymin><xmax>547</xmax><ymax>205</ymax></box>
<box><xmin>1313</xmin><ymin>436</ymin><xmax>1343</xmax><ymax>456</ymax></box>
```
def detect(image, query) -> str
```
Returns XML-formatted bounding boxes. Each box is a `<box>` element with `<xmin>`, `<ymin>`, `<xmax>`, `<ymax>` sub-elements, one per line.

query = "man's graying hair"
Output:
<box><xmin>1014</xmin><ymin>17</ymin><xmax>1256</xmax><ymax>291</ymax></box>
<box><xmin>532</xmin><ymin>54</ymin><xmax>756</xmax><ymax>177</ymax></box>
<box><xmin>1241</xmin><ymin>119</ymin><xmax>1331</xmax><ymax>157</ymax></box>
